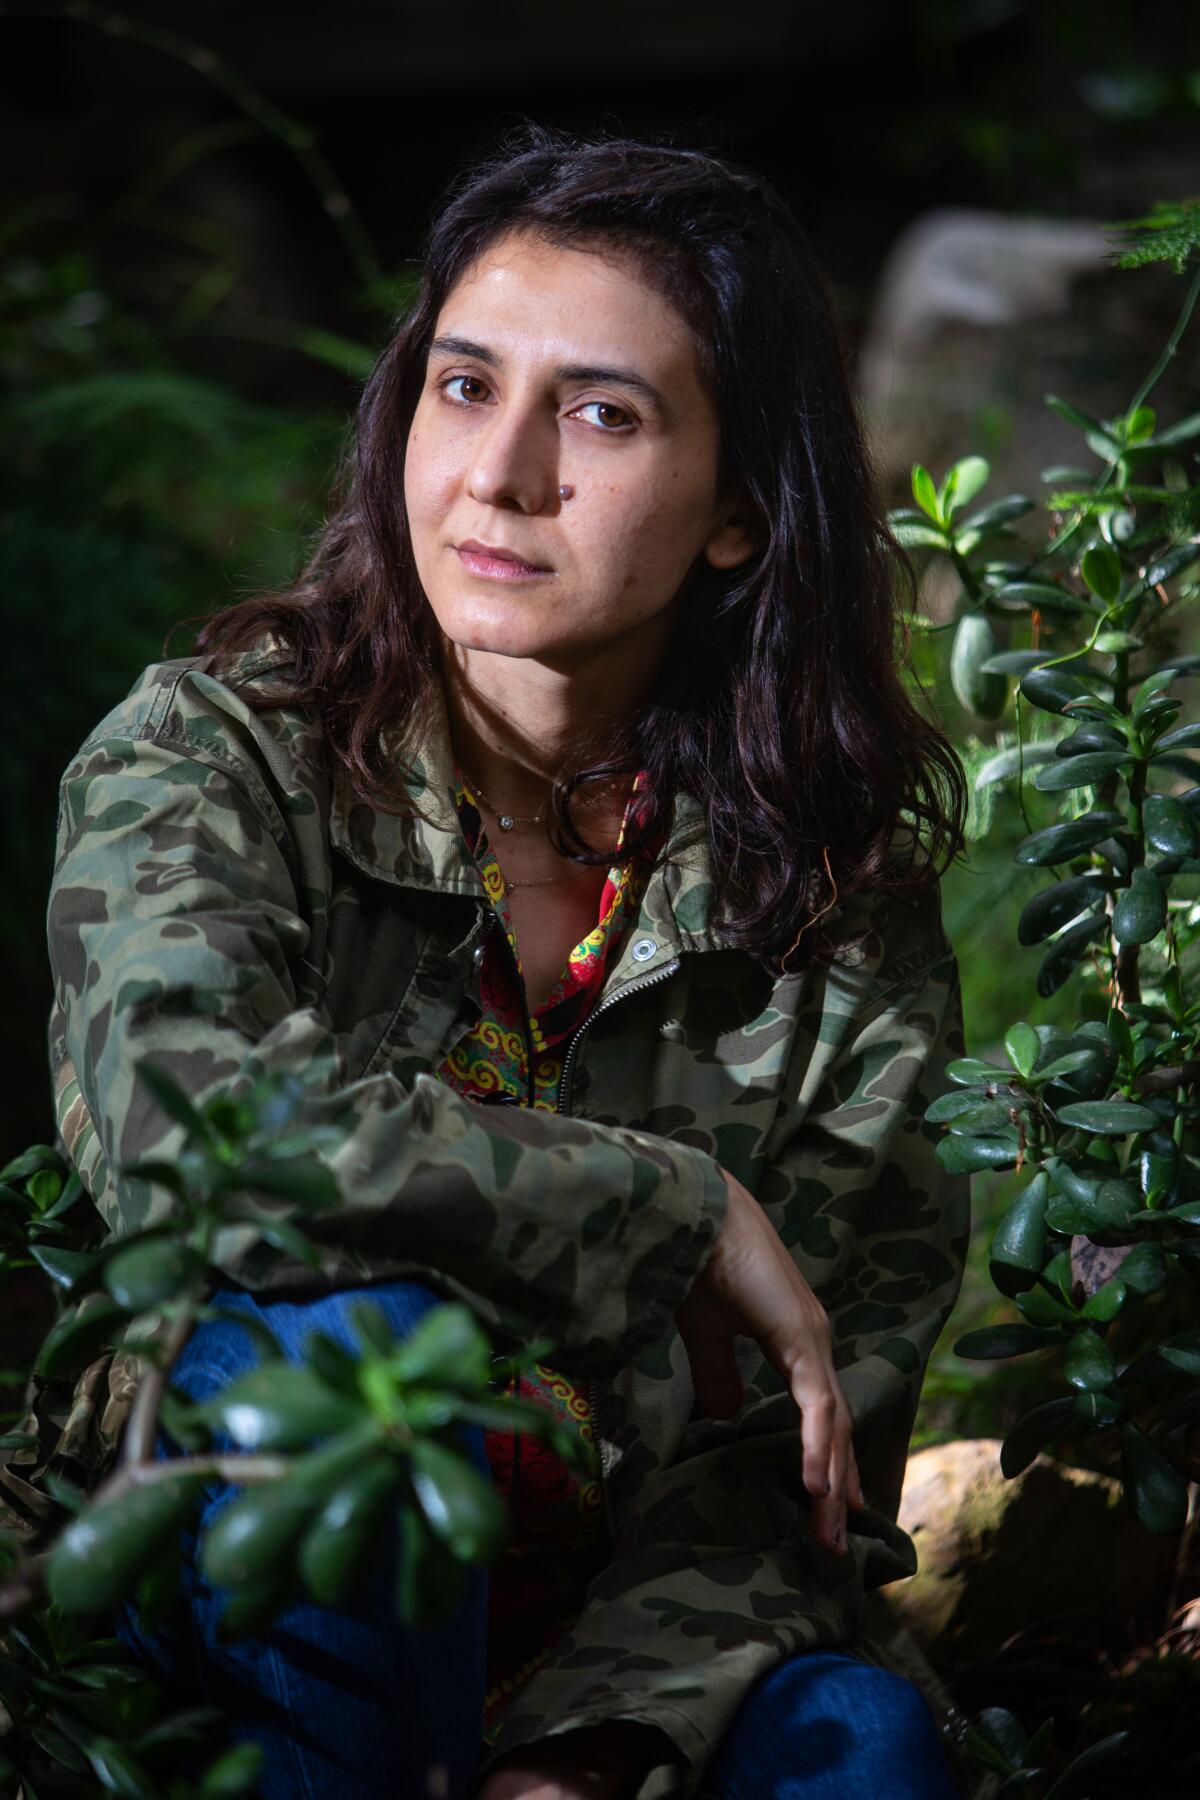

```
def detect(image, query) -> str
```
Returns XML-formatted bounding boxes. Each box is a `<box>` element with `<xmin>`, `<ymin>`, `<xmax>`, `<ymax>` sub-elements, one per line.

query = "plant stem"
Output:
<box><xmin>120</xmin><ymin>1293</ymin><xmax>201</xmax><ymax>1468</ymax></box>
<box><xmin>1127</xmin><ymin>264</ymin><xmax>1200</xmax><ymax>419</ymax></box>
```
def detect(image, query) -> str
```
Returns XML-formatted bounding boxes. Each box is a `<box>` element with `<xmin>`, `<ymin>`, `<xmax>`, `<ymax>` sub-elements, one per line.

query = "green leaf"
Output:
<box><xmin>1052</xmin><ymin>1100</ymin><xmax>1159</xmax><ymax>1135</ymax></box>
<box><xmin>136</xmin><ymin>1062</ymin><xmax>210</xmax><ymax>1140</ymax></box>
<box><xmin>1120</xmin><ymin>1422</ymin><xmax>1188</xmax><ymax>1533</ymax></box>
<box><xmin>1017</xmin><ymin>874</ymin><xmax>1110</xmax><ymax>947</ymax></box>
<box><xmin>1159</xmin><ymin>1332</ymin><xmax>1200</xmax><ymax>1377</ymax></box>
<box><xmin>1001</xmin><ymin>1397</ymin><xmax>1076</xmax><ymax>1477</ymax></box>
<box><xmin>1046</xmin><ymin>1176</ymin><xmax>1139</xmax><ymax>1233</ymax></box>
<box><xmin>196</xmin><ymin>1364</ymin><xmax>352</xmax><ymax>1450</ymax></box>
<box><xmin>28</xmin><ymin>1244</ymin><xmax>104</xmax><ymax>1292</ymax></box>
<box><xmin>911</xmin><ymin>463</ymin><xmax>940</xmax><ymax>521</ymax></box>
<box><xmin>349</xmin><ymin>1300</ymin><xmax>396</xmax><ymax>1357</ymax></box>
<box><xmin>1153</xmin><ymin>722</ymin><xmax>1200</xmax><ymax>753</ymax></box>
<box><xmin>1033</xmin><ymin>751</ymin><xmax>1129</xmax><ymax>792</ymax></box>
<box><xmin>1013</xmin><ymin>811</ymin><xmax>1124</xmax><ymax>866</ymax></box>
<box><xmin>936</xmin><ymin>1133</ymin><xmax>1020</xmax><ymax>1174</ymax></box>
<box><xmin>1075</xmin><ymin>1388</ymin><xmax>1123</xmax><ymax>1429</ymax></box>
<box><xmin>102</xmin><ymin>1239</ymin><xmax>204</xmax><ymax>1312</ymax></box>
<box><xmin>1036</xmin><ymin>912</ymin><xmax>1109</xmax><ymax>999</ymax></box>
<box><xmin>1112</xmin><ymin>867</ymin><xmax>1167</xmax><ymax>947</ymax></box>
<box><xmin>0</xmin><ymin>1144</ymin><xmax>62</xmax><ymax>1184</ymax></box>
<box><xmin>1063</xmin><ymin>1329</ymin><xmax>1117</xmax><ymax>1392</ymax></box>
<box><xmin>1115</xmin><ymin>1239</ymin><xmax>1167</xmax><ymax>1296</ymax></box>
<box><xmin>1020</xmin><ymin>667</ymin><xmax>1105</xmax><ymax>715</ymax></box>
<box><xmin>410</xmin><ymin>1437</ymin><xmax>507</xmax><ymax>1564</ymax></box>
<box><xmin>1034</xmin><ymin>1050</ymin><xmax>1103</xmax><ymax>1081</ymax></box>
<box><xmin>1003</xmin><ymin>1023</ymin><xmax>1040</xmax><ymax>1081</ymax></box>
<box><xmin>1017</xmin><ymin>1286</ymin><xmax>1077</xmax><ymax>1327</ymax></box>
<box><xmin>990</xmin><ymin>1174</ymin><xmax>1050</xmax><ymax>1296</ymax></box>
<box><xmin>946</xmin><ymin>455</ymin><xmax>990</xmax><ymax>514</ymax></box>
<box><xmin>391</xmin><ymin>1304</ymin><xmax>493</xmax><ymax>1391</ymax></box>
<box><xmin>1045</xmin><ymin>393</ymin><xmax>1109</xmax><ymax>438</ymax></box>
<box><xmin>950</xmin><ymin>613</ymin><xmax>1008</xmax><ymax>719</ymax></box>
<box><xmin>975</xmin><ymin>742</ymin><xmax>1059</xmax><ymax>785</ymax></box>
<box><xmin>946</xmin><ymin>1057</ymin><xmax>1007</xmax><ymax>1086</ymax></box>
<box><xmin>1152</xmin><ymin>409</ymin><xmax>1200</xmax><ymax>445</ymax></box>
<box><xmin>298</xmin><ymin>1457</ymin><xmax>404</xmax><ymax>1607</ymax></box>
<box><xmin>223</xmin><ymin>1211</ymin><xmax>324</xmax><ymax>1269</ymax></box>
<box><xmin>1082</xmin><ymin>1278</ymin><xmax>1127</xmax><ymax>1321</ymax></box>
<box><xmin>236</xmin><ymin>1157</ymin><xmax>339</xmax><ymax>1210</ymax></box>
<box><xmin>36</xmin><ymin>1298</ymin><xmax>132</xmax><ymax>1380</ymax></box>
<box><xmin>961</xmin><ymin>495</ymin><xmax>1034</xmax><ymax>533</ymax></box>
<box><xmin>924</xmin><ymin>1092</ymin><xmax>1015</xmax><ymax>1129</ymax></box>
<box><xmin>81</xmin><ymin>1740</ymin><xmax>156</xmax><ymax>1800</ymax></box>
<box><xmin>215</xmin><ymin>1569</ymin><xmax>298</xmax><ymax>1642</ymax></box>
<box><xmin>395</xmin><ymin>1496</ymin><xmax>467</xmax><ymax>1628</ymax></box>
<box><xmin>1042</xmin><ymin>1732</ymin><xmax>1132</xmax><ymax>1800</ymax></box>
<box><xmin>994</xmin><ymin>581</ymin><xmax>1087</xmax><ymax>616</ymax></box>
<box><xmin>1081</xmin><ymin>543</ymin><xmax>1122</xmax><ymax>603</ymax></box>
<box><xmin>198</xmin><ymin>1744</ymin><xmax>267</xmax><ymax>1798</ymax></box>
<box><xmin>201</xmin><ymin>1483</ymin><xmax>321</xmax><ymax>1590</ymax></box>
<box><xmin>47</xmin><ymin>1471</ymin><xmax>207</xmax><ymax>1614</ymax></box>
<box><xmin>974</xmin><ymin>1706</ymin><xmax>1027</xmax><ymax>1765</ymax></box>
<box><xmin>891</xmin><ymin>519</ymin><xmax>949</xmax><ymax>551</ymax></box>
<box><xmin>954</xmin><ymin>1323</ymin><xmax>1065</xmax><ymax>1360</ymax></box>
<box><xmin>1143</xmin><ymin>792</ymin><xmax>1200</xmax><ymax>858</ymax></box>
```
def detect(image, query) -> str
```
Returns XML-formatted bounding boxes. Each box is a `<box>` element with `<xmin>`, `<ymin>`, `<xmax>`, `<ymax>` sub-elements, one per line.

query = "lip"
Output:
<box><xmin>456</xmin><ymin>539</ymin><xmax>554</xmax><ymax>581</ymax></box>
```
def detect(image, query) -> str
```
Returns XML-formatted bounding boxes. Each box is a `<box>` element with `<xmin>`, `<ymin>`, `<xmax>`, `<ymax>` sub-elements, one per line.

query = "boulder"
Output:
<box><xmin>890</xmin><ymin>1438</ymin><xmax>1181</xmax><ymax>1669</ymax></box>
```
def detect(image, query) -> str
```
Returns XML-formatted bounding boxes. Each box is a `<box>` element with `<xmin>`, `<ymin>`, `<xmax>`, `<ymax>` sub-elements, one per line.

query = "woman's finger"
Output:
<box><xmin>791</xmin><ymin>1366</ymin><xmax>838</xmax><ymax>1500</ymax></box>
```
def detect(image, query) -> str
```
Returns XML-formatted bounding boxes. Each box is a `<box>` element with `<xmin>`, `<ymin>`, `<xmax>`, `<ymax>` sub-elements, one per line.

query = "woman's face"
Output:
<box><xmin>403</xmin><ymin>229</ymin><xmax>758</xmax><ymax>672</ymax></box>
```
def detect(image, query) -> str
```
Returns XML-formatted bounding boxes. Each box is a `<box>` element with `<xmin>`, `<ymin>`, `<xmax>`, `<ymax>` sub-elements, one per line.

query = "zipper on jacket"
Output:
<box><xmin>555</xmin><ymin>957</ymin><xmax>682</xmax><ymax>1511</ymax></box>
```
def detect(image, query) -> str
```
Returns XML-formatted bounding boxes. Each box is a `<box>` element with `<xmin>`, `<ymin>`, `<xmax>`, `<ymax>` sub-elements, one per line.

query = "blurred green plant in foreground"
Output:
<box><xmin>0</xmin><ymin>1065</ymin><xmax>588</xmax><ymax>1797</ymax></box>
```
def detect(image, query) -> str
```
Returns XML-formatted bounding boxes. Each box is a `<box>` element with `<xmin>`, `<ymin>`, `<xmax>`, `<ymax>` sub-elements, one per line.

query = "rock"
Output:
<box><xmin>890</xmin><ymin>1438</ymin><xmax>1181</xmax><ymax>1669</ymax></box>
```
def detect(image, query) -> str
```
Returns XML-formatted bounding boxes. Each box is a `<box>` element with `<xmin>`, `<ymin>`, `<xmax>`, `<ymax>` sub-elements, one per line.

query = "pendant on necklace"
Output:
<box><xmin>498</xmin><ymin>814</ymin><xmax>515</xmax><ymax>831</ymax></box>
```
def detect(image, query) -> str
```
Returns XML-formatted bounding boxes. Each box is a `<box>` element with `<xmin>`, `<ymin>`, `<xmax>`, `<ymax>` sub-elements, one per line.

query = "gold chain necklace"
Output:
<box><xmin>462</xmin><ymin>772</ymin><xmax>547</xmax><ymax>833</ymax></box>
<box><xmin>463</xmin><ymin>768</ymin><xmax>632</xmax><ymax>893</ymax></box>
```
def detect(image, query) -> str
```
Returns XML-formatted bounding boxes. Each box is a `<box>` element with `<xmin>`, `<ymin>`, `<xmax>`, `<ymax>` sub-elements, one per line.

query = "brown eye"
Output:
<box><xmin>442</xmin><ymin>375</ymin><xmax>489</xmax><ymax>404</ymax></box>
<box><xmin>577</xmin><ymin>400</ymin><xmax>634</xmax><ymax>432</ymax></box>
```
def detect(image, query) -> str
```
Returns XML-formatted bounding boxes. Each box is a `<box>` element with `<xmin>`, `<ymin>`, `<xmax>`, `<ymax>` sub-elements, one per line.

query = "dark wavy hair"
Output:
<box><xmin>195</xmin><ymin>122</ymin><xmax>965</xmax><ymax>968</ymax></box>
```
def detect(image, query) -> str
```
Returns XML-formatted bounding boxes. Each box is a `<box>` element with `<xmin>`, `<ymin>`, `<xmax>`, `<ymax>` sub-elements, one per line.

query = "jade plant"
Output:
<box><xmin>895</xmin><ymin>201</ymin><xmax>1200</xmax><ymax>1539</ymax></box>
<box><xmin>0</xmin><ymin>1066</ymin><xmax>589</xmax><ymax>1797</ymax></box>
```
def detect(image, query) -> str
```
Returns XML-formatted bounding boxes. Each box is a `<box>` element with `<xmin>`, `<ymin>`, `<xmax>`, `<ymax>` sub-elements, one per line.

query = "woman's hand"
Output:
<box><xmin>475</xmin><ymin>1723</ymin><xmax>668</xmax><ymax>1799</ymax></box>
<box><xmin>675</xmin><ymin>1168</ymin><xmax>866</xmax><ymax>1555</ymax></box>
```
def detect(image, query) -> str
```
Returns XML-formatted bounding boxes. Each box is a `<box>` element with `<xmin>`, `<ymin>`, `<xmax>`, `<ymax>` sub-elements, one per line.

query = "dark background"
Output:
<box><xmin>3</xmin><ymin>0</ymin><xmax>1199</xmax><ymax>1159</ymax></box>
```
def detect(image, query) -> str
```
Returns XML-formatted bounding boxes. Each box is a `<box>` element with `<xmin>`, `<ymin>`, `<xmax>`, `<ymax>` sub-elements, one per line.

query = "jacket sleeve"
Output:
<box><xmin>487</xmin><ymin>924</ymin><xmax>970</xmax><ymax>1795</ymax></box>
<box><xmin>47</xmin><ymin>719</ymin><xmax>726</xmax><ymax>1371</ymax></box>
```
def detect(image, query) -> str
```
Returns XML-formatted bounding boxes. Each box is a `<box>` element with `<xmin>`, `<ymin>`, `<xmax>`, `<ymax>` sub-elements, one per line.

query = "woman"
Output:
<box><xmin>42</xmin><ymin>126</ymin><xmax>969</xmax><ymax>1797</ymax></box>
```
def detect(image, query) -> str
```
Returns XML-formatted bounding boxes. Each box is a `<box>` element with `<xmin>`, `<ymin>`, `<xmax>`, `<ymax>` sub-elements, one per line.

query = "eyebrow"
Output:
<box><xmin>427</xmin><ymin>334</ymin><xmax>667</xmax><ymax>415</ymax></box>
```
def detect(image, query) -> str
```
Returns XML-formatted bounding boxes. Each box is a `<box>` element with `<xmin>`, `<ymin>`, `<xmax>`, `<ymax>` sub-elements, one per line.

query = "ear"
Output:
<box><xmin>702</xmin><ymin>498</ymin><xmax>766</xmax><ymax>571</ymax></box>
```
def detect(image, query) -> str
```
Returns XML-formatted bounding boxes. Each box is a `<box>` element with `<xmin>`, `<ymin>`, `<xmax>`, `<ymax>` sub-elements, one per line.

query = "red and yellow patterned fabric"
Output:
<box><xmin>437</xmin><ymin>772</ymin><xmax>647</xmax><ymax>1739</ymax></box>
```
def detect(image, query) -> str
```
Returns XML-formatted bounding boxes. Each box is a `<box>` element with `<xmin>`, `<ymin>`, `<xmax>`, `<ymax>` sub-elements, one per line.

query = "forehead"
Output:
<box><xmin>434</xmin><ymin>230</ymin><xmax>702</xmax><ymax>377</ymax></box>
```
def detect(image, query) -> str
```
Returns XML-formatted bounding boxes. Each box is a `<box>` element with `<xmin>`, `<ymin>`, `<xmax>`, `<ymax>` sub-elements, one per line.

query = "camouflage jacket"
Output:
<box><xmin>14</xmin><ymin>641</ymin><xmax>969</xmax><ymax>1794</ymax></box>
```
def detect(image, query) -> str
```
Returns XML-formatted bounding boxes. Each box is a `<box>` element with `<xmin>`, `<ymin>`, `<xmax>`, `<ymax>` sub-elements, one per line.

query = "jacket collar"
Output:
<box><xmin>327</xmin><ymin>679</ymin><xmax>726</xmax><ymax>956</ymax></box>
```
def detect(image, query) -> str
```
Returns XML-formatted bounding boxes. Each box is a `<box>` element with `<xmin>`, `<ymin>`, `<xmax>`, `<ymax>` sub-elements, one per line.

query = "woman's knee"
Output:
<box><xmin>761</xmin><ymin>1650</ymin><xmax>941</xmax><ymax>1745</ymax></box>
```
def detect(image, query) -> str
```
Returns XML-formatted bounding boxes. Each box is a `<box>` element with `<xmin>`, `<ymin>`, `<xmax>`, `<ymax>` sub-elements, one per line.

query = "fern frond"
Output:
<box><xmin>1106</xmin><ymin>199</ymin><xmax>1200</xmax><ymax>274</ymax></box>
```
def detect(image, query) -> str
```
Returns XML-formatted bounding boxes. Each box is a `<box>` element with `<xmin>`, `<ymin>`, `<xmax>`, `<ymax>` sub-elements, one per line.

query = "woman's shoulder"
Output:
<box><xmin>66</xmin><ymin>630</ymin><xmax>318</xmax><ymax>781</ymax></box>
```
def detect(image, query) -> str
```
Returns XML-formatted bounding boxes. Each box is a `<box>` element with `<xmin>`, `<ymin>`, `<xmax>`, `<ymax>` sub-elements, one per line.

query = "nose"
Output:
<box><xmin>465</xmin><ymin>392</ymin><xmax>559</xmax><ymax>514</ymax></box>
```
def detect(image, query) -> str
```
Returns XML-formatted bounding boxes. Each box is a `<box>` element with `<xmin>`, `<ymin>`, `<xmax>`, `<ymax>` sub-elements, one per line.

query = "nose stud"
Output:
<box><xmin>558</xmin><ymin>483</ymin><xmax>574</xmax><ymax>499</ymax></box>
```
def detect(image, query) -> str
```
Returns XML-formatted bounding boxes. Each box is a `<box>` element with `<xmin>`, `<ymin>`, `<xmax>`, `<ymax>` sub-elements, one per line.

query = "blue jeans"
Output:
<box><xmin>113</xmin><ymin>1281</ymin><xmax>960</xmax><ymax>1799</ymax></box>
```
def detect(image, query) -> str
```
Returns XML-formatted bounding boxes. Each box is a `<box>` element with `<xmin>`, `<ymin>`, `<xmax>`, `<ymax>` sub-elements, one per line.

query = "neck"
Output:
<box><xmin>441</xmin><ymin>639</ymin><xmax>657</xmax><ymax>811</ymax></box>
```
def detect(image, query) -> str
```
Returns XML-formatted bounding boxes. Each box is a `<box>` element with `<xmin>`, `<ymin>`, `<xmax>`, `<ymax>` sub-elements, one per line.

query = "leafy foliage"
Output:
<box><xmin>0</xmin><ymin>1069</ymin><xmax>589</xmax><ymax>1796</ymax></box>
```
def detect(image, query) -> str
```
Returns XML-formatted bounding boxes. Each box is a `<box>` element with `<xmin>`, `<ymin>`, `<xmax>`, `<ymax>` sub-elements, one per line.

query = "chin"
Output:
<box><xmin>430</xmin><ymin>596</ymin><xmax>581</xmax><ymax>662</ymax></box>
